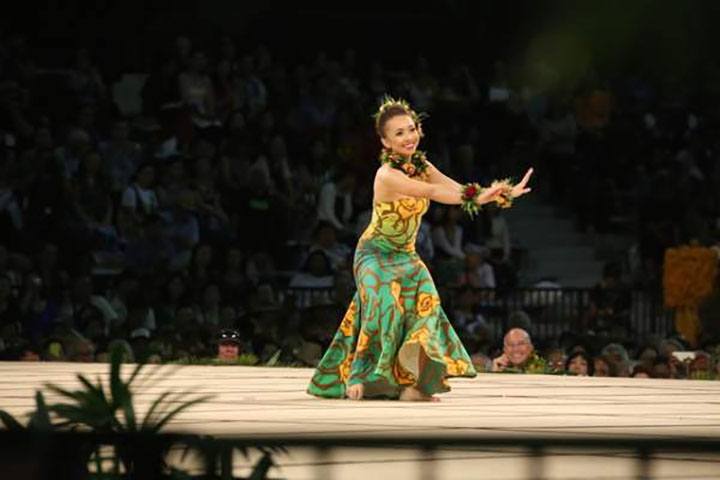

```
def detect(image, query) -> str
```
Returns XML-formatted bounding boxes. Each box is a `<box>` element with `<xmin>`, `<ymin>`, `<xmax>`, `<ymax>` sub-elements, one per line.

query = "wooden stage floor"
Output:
<box><xmin>1</xmin><ymin>362</ymin><xmax>719</xmax><ymax>479</ymax></box>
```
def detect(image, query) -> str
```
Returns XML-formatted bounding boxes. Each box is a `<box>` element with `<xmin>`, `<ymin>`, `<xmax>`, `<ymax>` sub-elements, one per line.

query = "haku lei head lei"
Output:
<box><xmin>373</xmin><ymin>95</ymin><xmax>429</xmax><ymax>178</ymax></box>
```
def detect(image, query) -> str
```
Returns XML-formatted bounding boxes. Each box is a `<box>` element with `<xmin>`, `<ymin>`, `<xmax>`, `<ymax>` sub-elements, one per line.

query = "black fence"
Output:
<box><xmin>1</xmin><ymin>431</ymin><xmax>718</xmax><ymax>480</ymax></box>
<box><xmin>284</xmin><ymin>287</ymin><xmax>675</xmax><ymax>343</ymax></box>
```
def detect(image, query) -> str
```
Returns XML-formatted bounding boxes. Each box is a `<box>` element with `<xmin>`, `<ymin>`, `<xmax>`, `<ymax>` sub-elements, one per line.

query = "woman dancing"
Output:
<box><xmin>307</xmin><ymin>97</ymin><xmax>533</xmax><ymax>401</ymax></box>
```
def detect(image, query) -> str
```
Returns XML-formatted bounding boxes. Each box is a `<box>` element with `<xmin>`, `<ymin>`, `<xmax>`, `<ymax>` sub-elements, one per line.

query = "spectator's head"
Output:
<box><xmin>42</xmin><ymin>338</ymin><xmax>65</xmax><ymax>361</ymax></box>
<box><xmin>192</xmin><ymin>243</ymin><xmax>214</xmax><ymax>270</ymax></box>
<box><xmin>111</xmin><ymin>120</ymin><xmax>130</xmax><ymax>142</ymax></box>
<box><xmin>71</xmin><ymin>275</ymin><xmax>93</xmax><ymax>302</ymax></box>
<box><xmin>471</xmin><ymin>352</ymin><xmax>493</xmax><ymax>372</ymax></box>
<box><xmin>0</xmin><ymin>273</ymin><xmax>11</xmax><ymax>302</ymax></box>
<box><xmin>67</xmin><ymin>128</ymin><xmax>91</xmax><ymax>151</ymax></box>
<box><xmin>176</xmin><ymin>188</ymin><xmax>197</xmax><ymax>212</ymax></box>
<box><xmin>79</xmin><ymin>150</ymin><xmax>102</xmax><ymax>176</ymax></box>
<box><xmin>174</xmin><ymin>304</ymin><xmax>196</xmax><ymax>329</ymax></box>
<box><xmin>165</xmin><ymin>273</ymin><xmax>187</xmax><ymax>302</ymax></box>
<box><xmin>217</xmin><ymin>328</ymin><xmax>242</xmax><ymax>361</ymax></box>
<box><xmin>545</xmin><ymin>347</ymin><xmax>567</xmax><ymax>373</ymax></box>
<box><xmin>631</xmin><ymin>365</ymin><xmax>652</xmax><ymax>378</ymax></box>
<box><xmin>464</xmin><ymin>243</ymin><xmax>490</xmax><ymax>268</ymax></box>
<box><xmin>313</xmin><ymin>222</ymin><xmax>338</xmax><ymax>248</ymax></box>
<box><xmin>659</xmin><ymin>337</ymin><xmax>684</xmax><ymax>357</ymax></box>
<box><xmin>189</xmin><ymin>51</ymin><xmax>208</xmax><ymax>73</ymax></box>
<box><xmin>689</xmin><ymin>352</ymin><xmax>713</xmax><ymax>378</ymax></box>
<box><xmin>66</xmin><ymin>337</ymin><xmax>95</xmax><ymax>362</ymax></box>
<box><xmin>651</xmin><ymin>356</ymin><xmax>672</xmax><ymax>378</ymax></box>
<box><xmin>304</xmin><ymin>250</ymin><xmax>333</xmax><ymax>278</ymax></box>
<box><xmin>566</xmin><ymin>351</ymin><xmax>593</xmax><ymax>376</ymax></box>
<box><xmin>202</xmin><ymin>282</ymin><xmax>221</xmax><ymax>308</ymax></box>
<box><xmin>601</xmin><ymin>261</ymin><xmax>622</xmax><ymax>287</ymax></box>
<box><xmin>601</xmin><ymin>343</ymin><xmax>630</xmax><ymax>376</ymax></box>
<box><xmin>638</xmin><ymin>345</ymin><xmax>658</xmax><ymax>368</ymax></box>
<box><xmin>224</xmin><ymin>245</ymin><xmax>245</xmax><ymax>271</ymax></box>
<box><xmin>593</xmin><ymin>355</ymin><xmax>616</xmax><ymax>377</ymax></box>
<box><xmin>503</xmin><ymin>328</ymin><xmax>534</xmax><ymax>367</ymax></box>
<box><xmin>219</xmin><ymin>305</ymin><xmax>239</xmax><ymax>328</ymax></box>
<box><xmin>35</xmin><ymin>127</ymin><xmax>53</xmax><ymax>151</ymax></box>
<box><xmin>133</xmin><ymin>162</ymin><xmax>155</xmax><ymax>189</ymax></box>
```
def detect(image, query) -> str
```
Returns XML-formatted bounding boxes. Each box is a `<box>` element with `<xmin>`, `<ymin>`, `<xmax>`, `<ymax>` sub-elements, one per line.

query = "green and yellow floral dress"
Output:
<box><xmin>307</xmin><ymin>195</ymin><xmax>477</xmax><ymax>399</ymax></box>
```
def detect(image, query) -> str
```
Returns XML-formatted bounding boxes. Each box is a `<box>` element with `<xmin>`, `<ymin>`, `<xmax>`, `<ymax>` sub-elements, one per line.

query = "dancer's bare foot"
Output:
<box><xmin>399</xmin><ymin>386</ymin><xmax>440</xmax><ymax>402</ymax></box>
<box><xmin>346</xmin><ymin>383</ymin><xmax>364</xmax><ymax>400</ymax></box>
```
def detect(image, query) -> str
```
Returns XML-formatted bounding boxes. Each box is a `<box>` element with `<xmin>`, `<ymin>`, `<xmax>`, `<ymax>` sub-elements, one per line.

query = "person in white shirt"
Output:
<box><xmin>121</xmin><ymin>163</ymin><xmax>159</xmax><ymax>225</ymax></box>
<box><xmin>432</xmin><ymin>205</ymin><xmax>465</xmax><ymax>260</ymax></box>
<box><xmin>316</xmin><ymin>171</ymin><xmax>356</xmax><ymax>235</ymax></box>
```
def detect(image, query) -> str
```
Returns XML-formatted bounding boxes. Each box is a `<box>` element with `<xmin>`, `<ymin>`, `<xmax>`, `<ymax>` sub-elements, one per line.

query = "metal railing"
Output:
<box><xmin>284</xmin><ymin>286</ymin><xmax>675</xmax><ymax>341</ymax></box>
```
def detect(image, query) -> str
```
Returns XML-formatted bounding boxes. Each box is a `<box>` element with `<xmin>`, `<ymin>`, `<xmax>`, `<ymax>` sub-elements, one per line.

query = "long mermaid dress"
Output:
<box><xmin>307</xmin><ymin>196</ymin><xmax>477</xmax><ymax>399</ymax></box>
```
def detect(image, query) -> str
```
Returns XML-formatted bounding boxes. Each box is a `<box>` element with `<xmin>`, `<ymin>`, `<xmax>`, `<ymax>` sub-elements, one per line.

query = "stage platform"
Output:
<box><xmin>1</xmin><ymin>362</ymin><xmax>719</xmax><ymax>479</ymax></box>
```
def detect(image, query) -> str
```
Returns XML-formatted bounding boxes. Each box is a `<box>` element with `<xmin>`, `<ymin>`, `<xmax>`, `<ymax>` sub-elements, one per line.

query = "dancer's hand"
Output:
<box><xmin>510</xmin><ymin>168</ymin><xmax>534</xmax><ymax>198</ymax></box>
<box><xmin>476</xmin><ymin>185</ymin><xmax>505</xmax><ymax>206</ymax></box>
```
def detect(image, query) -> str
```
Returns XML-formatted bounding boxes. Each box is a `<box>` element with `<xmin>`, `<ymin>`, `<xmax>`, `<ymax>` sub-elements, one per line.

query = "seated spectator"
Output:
<box><xmin>583</xmin><ymin>261</ymin><xmax>631</xmax><ymax>334</ymax></box>
<box><xmin>316</xmin><ymin>170</ymin><xmax>357</xmax><ymax>239</ymax></box>
<box><xmin>545</xmin><ymin>347</ymin><xmax>567</xmax><ymax>373</ymax></box>
<box><xmin>601</xmin><ymin>342</ymin><xmax>631</xmax><ymax>377</ymax></box>
<box><xmin>454</xmin><ymin>243</ymin><xmax>496</xmax><ymax>289</ymax></box>
<box><xmin>432</xmin><ymin>205</ymin><xmax>466</xmax><ymax>261</ymax></box>
<box><xmin>121</xmin><ymin>162</ymin><xmax>160</xmax><ymax>228</ymax></box>
<box><xmin>593</xmin><ymin>354</ymin><xmax>616</xmax><ymax>377</ymax></box>
<box><xmin>160</xmin><ymin>188</ymin><xmax>200</xmax><ymax>271</ymax></box>
<box><xmin>217</xmin><ymin>328</ymin><xmax>243</xmax><ymax>361</ymax></box>
<box><xmin>651</xmin><ymin>355</ymin><xmax>673</xmax><ymax>379</ymax></box>
<box><xmin>305</xmin><ymin>221</ymin><xmax>351</xmax><ymax>272</ymax></box>
<box><xmin>100</xmin><ymin>119</ymin><xmax>143</xmax><ymax>194</ymax></box>
<box><xmin>492</xmin><ymin>328</ymin><xmax>538</xmax><ymax>372</ymax></box>
<box><xmin>631</xmin><ymin>365</ymin><xmax>652</xmax><ymax>378</ymax></box>
<box><xmin>565</xmin><ymin>351</ymin><xmax>593</xmax><ymax>376</ymax></box>
<box><xmin>289</xmin><ymin>251</ymin><xmax>335</xmax><ymax>308</ymax></box>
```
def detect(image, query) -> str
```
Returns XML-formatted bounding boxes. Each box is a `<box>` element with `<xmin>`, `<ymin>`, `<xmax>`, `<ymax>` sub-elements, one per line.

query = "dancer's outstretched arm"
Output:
<box><xmin>426</xmin><ymin>160</ymin><xmax>534</xmax><ymax>200</ymax></box>
<box><xmin>375</xmin><ymin>165</ymin><xmax>503</xmax><ymax>206</ymax></box>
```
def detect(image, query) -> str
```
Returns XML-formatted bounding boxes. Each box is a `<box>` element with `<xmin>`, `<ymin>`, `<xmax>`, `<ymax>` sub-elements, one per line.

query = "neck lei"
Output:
<box><xmin>379</xmin><ymin>149</ymin><xmax>429</xmax><ymax>178</ymax></box>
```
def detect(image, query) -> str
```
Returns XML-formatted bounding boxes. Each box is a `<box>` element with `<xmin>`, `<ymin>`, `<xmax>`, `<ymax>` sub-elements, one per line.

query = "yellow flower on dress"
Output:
<box><xmin>393</xmin><ymin>360</ymin><xmax>416</xmax><ymax>385</ymax></box>
<box><xmin>390</xmin><ymin>280</ymin><xmax>404</xmax><ymax>314</ymax></box>
<box><xmin>444</xmin><ymin>356</ymin><xmax>469</xmax><ymax>376</ymax></box>
<box><xmin>397</xmin><ymin>198</ymin><xmax>425</xmax><ymax>220</ymax></box>
<box><xmin>356</xmin><ymin>329</ymin><xmax>371</xmax><ymax>353</ymax></box>
<box><xmin>339</xmin><ymin>300</ymin><xmax>357</xmax><ymax>337</ymax></box>
<box><xmin>408</xmin><ymin>326</ymin><xmax>431</xmax><ymax>345</ymax></box>
<box><xmin>339</xmin><ymin>353</ymin><xmax>354</xmax><ymax>383</ymax></box>
<box><xmin>416</xmin><ymin>292</ymin><xmax>439</xmax><ymax>317</ymax></box>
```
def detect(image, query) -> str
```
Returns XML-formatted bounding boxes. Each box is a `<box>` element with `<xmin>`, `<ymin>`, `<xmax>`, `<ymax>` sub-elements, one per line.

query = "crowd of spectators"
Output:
<box><xmin>1</xmin><ymin>31</ymin><xmax>719</xmax><ymax>378</ymax></box>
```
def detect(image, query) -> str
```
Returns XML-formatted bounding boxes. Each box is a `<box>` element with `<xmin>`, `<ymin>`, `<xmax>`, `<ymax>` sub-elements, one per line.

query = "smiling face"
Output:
<box><xmin>380</xmin><ymin>114</ymin><xmax>420</xmax><ymax>158</ymax></box>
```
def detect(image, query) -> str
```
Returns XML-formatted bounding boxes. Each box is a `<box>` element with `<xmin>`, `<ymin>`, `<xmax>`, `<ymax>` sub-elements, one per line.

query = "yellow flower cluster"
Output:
<box><xmin>663</xmin><ymin>246</ymin><xmax>717</xmax><ymax>308</ymax></box>
<box><xmin>489</xmin><ymin>178</ymin><xmax>515</xmax><ymax>208</ymax></box>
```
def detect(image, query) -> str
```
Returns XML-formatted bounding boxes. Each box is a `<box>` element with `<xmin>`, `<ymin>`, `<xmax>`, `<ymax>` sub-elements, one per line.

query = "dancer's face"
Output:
<box><xmin>381</xmin><ymin>114</ymin><xmax>419</xmax><ymax>158</ymax></box>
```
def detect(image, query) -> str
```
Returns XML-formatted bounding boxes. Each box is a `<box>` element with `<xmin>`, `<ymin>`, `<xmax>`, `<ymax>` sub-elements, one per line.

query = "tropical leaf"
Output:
<box><xmin>265</xmin><ymin>349</ymin><xmax>282</xmax><ymax>366</ymax></box>
<box><xmin>248</xmin><ymin>452</ymin><xmax>274</xmax><ymax>480</ymax></box>
<box><xmin>0</xmin><ymin>410</ymin><xmax>24</xmax><ymax>431</ymax></box>
<box><xmin>27</xmin><ymin>392</ymin><xmax>52</xmax><ymax>430</ymax></box>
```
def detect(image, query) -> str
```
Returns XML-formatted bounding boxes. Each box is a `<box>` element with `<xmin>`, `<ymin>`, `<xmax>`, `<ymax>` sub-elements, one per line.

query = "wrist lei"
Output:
<box><xmin>490</xmin><ymin>178</ymin><xmax>515</xmax><ymax>209</ymax></box>
<box><xmin>460</xmin><ymin>182</ymin><xmax>484</xmax><ymax>218</ymax></box>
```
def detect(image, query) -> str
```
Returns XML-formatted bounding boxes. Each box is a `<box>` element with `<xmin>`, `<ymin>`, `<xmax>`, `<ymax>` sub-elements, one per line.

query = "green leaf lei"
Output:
<box><xmin>379</xmin><ymin>149</ymin><xmax>429</xmax><ymax>179</ymax></box>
